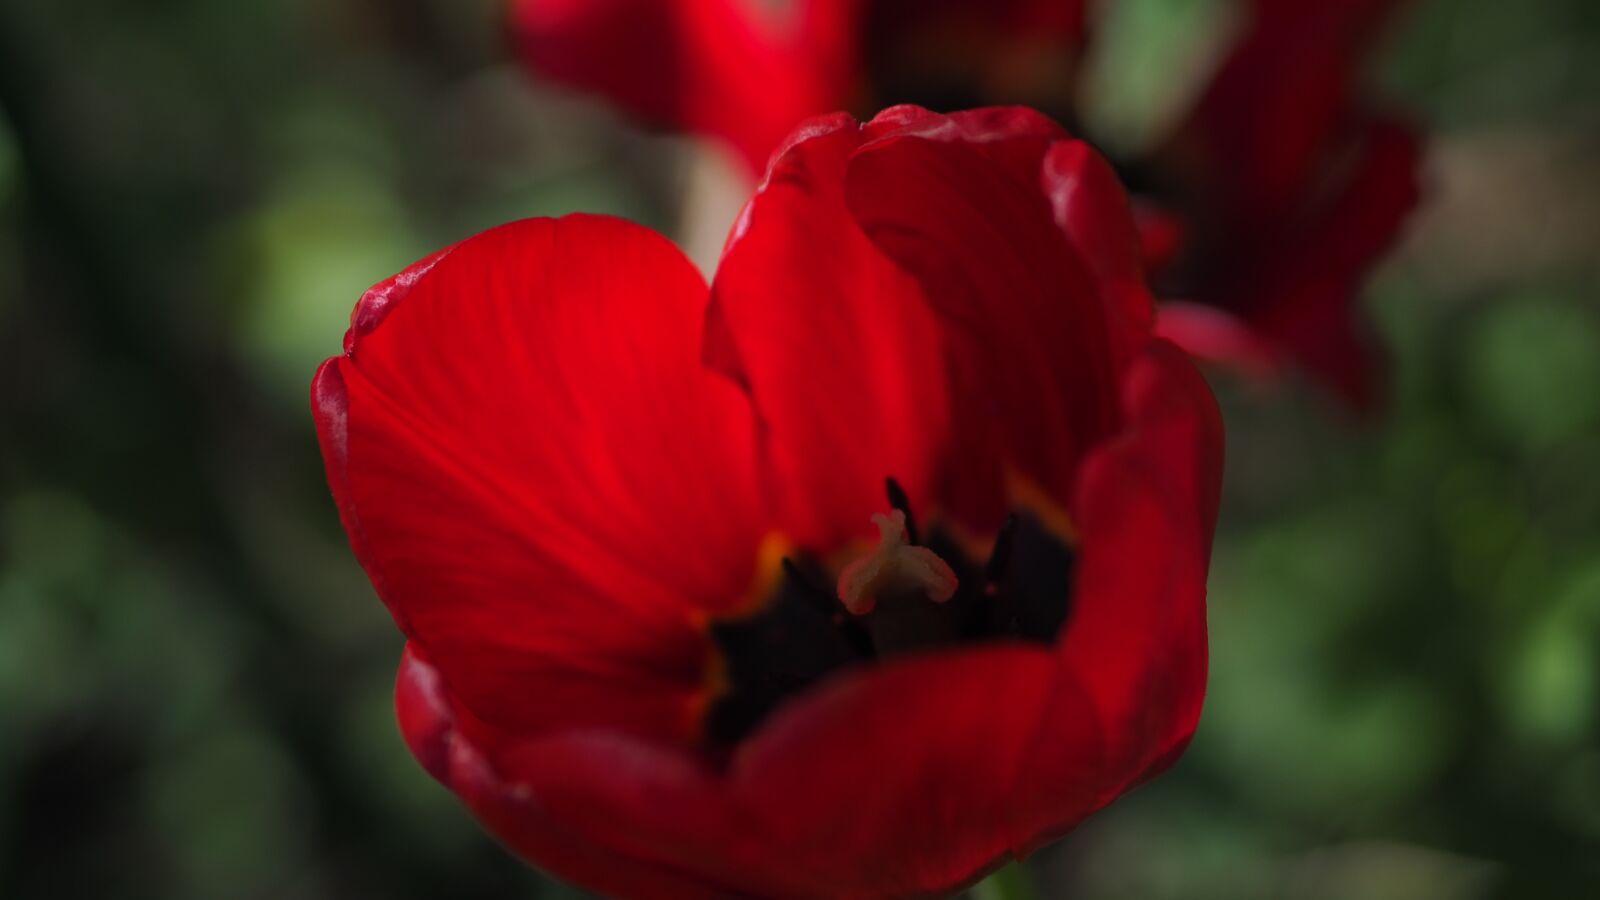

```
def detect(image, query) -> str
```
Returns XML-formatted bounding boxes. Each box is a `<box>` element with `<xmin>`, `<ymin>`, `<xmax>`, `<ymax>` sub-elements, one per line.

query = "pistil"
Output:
<box><xmin>836</xmin><ymin>509</ymin><xmax>958</xmax><ymax>616</ymax></box>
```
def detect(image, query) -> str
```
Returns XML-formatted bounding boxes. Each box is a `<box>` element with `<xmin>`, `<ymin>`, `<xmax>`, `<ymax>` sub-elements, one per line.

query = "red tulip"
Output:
<box><xmin>510</xmin><ymin>0</ymin><xmax>1086</xmax><ymax>176</ymax></box>
<box><xmin>1143</xmin><ymin>0</ymin><xmax>1423</xmax><ymax>408</ymax></box>
<box><xmin>509</xmin><ymin>0</ymin><xmax>1420</xmax><ymax>409</ymax></box>
<box><xmin>313</xmin><ymin>106</ymin><xmax>1222</xmax><ymax>899</ymax></box>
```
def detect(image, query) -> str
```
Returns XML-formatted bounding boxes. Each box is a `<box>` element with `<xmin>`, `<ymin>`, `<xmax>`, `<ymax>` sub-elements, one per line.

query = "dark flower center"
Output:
<box><xmin>705</xmin><ymin>478</ymin><xmax>1076</xmax><ymax>747</ymax></box>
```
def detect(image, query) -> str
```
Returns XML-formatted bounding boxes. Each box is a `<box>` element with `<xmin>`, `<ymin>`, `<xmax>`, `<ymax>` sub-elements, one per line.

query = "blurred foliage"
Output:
<box><xmin>0</xmin><ymin>0</ymin><xmax>1596</xmax><ymax>898</ymax></box>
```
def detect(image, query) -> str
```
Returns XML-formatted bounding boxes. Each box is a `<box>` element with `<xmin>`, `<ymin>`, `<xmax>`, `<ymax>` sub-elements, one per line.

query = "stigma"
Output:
<box><xmin>836</xmin><ymin>510</ymin><xmax>958</xmax><ymax>615</ymax></box>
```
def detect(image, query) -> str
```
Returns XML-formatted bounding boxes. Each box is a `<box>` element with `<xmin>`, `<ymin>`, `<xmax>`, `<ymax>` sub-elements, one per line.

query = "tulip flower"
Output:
<box><xmin>1145</xmin><ymin>0</ymin><xmax>1422</xmax><ymax>406</ymax></box>
<box><xmin>510</xmin><ymin>0</ymin><xmax>1421</xmax><ymax>408</ymax></box>
<box><xmin>313</xmin><ymin>106</ymin><xmax>1222</xmax><ymax>899</ymax></box>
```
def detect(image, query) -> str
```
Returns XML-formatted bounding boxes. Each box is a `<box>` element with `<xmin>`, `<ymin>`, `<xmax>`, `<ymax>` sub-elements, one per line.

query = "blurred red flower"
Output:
<box><xmin>511</xmin><ymin>0</ymin><xmax>1422</xmax><ymax>408</ymax></box>
<box><xmin>313</xmin><ymin>107</ymin><xmax>1222</xmax><ymax>899</ymax></box>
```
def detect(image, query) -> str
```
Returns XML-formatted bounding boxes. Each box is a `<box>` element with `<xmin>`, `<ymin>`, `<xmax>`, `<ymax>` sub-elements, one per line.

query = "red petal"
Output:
<box><xmin>511</xmin><ymin>0</ymin><xmax>860</xmax><ymax>174</ymax></box>
<box><xmin>1025</xmin><ymin>341</ymin><xmax>1221</xmax><ymax>826</ymax></box>
<box><xmin>863</xmin><ymin>104</ymin><xmax>1067</xmax><ymax>158</ymax></box>
<box><xmin>1041</xmin><ymin>139</ymin><xmax>1156</xmax><ymax>357</ymax></box>
<box><xmin>1246</xmin><ymin>118</ymin><xmax>1420</xmax><ymax>408</ymax></box>
<box><xmin>408</xmin><ymin>643</ymin><xmax>1105</xmax><ymax>898</ymax></box>
<box><xmin>730</xmin><ymin>647</ymin><xmax>1062</xmax><ymax>897</ymax></box>
<box><xmin>315</xmin><ymin>215</ymin><xmax>764</xmax><ymax>743</ymax></box>
<box><xmin>706</xmin><ymin>114</ymin><xmax>951</xmax><ymax>550</ymax></box>
<box><xmin>1133</xmin><ymin>203</ymin><xmax>1189</xmax><ymax>275</ymax></box>
<box><xmin>1154</xmin><ymin>301</ymin><xmax>1286</xmax><ymax>382</ymax></box>
<box><xmin>395</xmin><ymin>646</ymin><xmax>749</xmax><ymax>900</ymax></box>
<box><xmin>313</xmin><ymin>246</ymin><xmax>458</xmax><ymax>573</ymax></box>
<box><xmin>843</xmin><ymin>110</ymin><xmax>1151</xmax><ymax>520</ymax></box>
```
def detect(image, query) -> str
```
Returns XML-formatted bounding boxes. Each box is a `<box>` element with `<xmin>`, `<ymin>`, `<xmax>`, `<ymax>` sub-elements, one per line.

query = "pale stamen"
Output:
<box><xmin>836</xmin><ymin>510</ymin><xmax>958</xmax><ymax>615</ymax></box>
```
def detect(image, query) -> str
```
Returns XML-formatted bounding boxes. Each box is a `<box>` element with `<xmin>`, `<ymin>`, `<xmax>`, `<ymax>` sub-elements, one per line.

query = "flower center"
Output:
<box><xmin>705</xmin><ymin>477</ymin><xmax>1077</xmax><ymax>748</ymax></box>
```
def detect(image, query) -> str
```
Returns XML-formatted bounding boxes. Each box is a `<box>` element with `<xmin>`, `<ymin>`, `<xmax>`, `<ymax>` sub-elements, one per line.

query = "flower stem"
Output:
<box><xmin>970</xmin><ymin>862</ymin><xmax>1038</xmax><ymax>900</ymax></box>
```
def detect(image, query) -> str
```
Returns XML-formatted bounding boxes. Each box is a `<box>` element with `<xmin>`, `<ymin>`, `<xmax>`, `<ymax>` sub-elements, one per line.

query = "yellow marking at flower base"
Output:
<box><xmin>739</xmin><ymin>530</ymin><xmax>795</xmax><ymax>616</ymax></box>
<box><xmin>686</xmin><ymin>645</ymin><xmax>729</xmax><ymax>741</ymax></box>
<box><xmin>685</xmin><ymin>530</ymin><xmax>793</xmax><ymax>740</ymax></box>
<box><xmin>1003</xmin><ymin>466</ymin><xmax>1078</xmax><ymax>545</ymax></box>
<box><xmin>936</xmin><ymin>514</ymin><xmax>997</xmax><ymax>566</ymax></box>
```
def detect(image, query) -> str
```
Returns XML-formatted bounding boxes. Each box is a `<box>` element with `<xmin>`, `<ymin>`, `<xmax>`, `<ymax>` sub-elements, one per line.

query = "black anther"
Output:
<box><xmin>984</xmin><ymin>514</ymin><xmax>1019</xmax><ymax>586</ymax></box>
<box><xmin>884</xmin><ymin>476</ymin><xmax>919</xmax><ymax>545</ymax></box>
<box><xmin>782</xmin><ymin>556</ymin><xmax>839</xmax><ymax>615</ymax></box>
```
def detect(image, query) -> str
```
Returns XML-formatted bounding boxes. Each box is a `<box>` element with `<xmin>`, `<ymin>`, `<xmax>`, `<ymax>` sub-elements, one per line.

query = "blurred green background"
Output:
<box><xmin>0</xmin><ymin>1</ymin><xmax>1596</xmax><ymax>898</ymax></box>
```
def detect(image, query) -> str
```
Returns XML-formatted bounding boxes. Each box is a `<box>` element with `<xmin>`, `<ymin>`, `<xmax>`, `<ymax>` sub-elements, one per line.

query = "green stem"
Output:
<box><xmin>970</xmin><ymin>862</ymin><xmax>1039</xmax><ymax>900</ymax></box>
